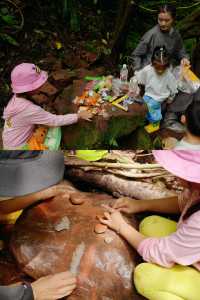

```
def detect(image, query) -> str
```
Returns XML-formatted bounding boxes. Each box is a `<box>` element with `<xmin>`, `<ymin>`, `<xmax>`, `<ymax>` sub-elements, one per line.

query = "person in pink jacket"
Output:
<box><xmin>2</xmin><ymin>63</ymin><xmax>92</xmax><ymax>149</ymax></box>
<box><xmin>100</xmin><ymin>151</ymin><xmax>200</xmax><ymax>300</ymax></box>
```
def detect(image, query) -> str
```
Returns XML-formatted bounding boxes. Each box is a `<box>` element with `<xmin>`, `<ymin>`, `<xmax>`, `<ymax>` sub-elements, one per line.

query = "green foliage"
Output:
<box><xmin>61</xmin><ymin>0</ymin><xmax>80</xmax><ymax>32</ymax></box>
<box><xmin>184</xmin><ymin>38</ymin><xmax>197</xmax><ymax>57</ymax></box>
<box><xmin>0</xmin><ymin>33</ymin><xmax>19</xmax><ymax>46</ymax></box>
<box><xmin>152</xmin><ymin>136</ymin><xmax>163</xmax><ymax>149</ymax></box>
<box><xmin>85</xmin><ymin>39</ymin><xmax>111</xmax><ymax>56</ymax></box>
<box><xmin>131</xmin><ymin>127</ymin><xmax>152</xmax><ymax>150</ymax></box>
<box><xmin>0</xmin><ymin>7</ymin><xmax>17</xmax><ymax>25</ymax></box>
<box><xmin>125</xmin><ymin>31</ymin><xmax>141</xmax><ymax>52</ymax></box>
<box><xmin>104</xmin><ymin>115</ymin><xmax>145</xmax><ymax>148</ymax></box>
<box><xmin>0</xmin><ymin>4</ymin><xmax>20</xmax><ymax>46</ymax></box>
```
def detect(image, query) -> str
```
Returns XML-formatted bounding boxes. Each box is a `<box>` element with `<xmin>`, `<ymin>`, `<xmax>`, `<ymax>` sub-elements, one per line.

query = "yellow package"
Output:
<box><xmin>0</xmin><ymin>210</ymin><xmax>23</xmax><ymax>225</ymax></box>
<box><xmin>182</xmin><ymin>66</ymin><xmax>200</xmax><ymax>83</ymax></box>
<box><xmin>145</xmin><ymin>122</ymin><xmax>160</xmax><ymax>133</ymax></box>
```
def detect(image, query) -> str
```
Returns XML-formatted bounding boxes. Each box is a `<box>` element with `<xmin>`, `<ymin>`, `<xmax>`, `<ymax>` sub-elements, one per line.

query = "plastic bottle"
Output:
<box><xmin>120</xmin><ymin>64</ymin><xmax>128</xmax><ymax>82</ymax></box>
<box><xmin>128</xmin><ymin>77</ymin><xmax>140</xmax><ymax>98</ymax></box>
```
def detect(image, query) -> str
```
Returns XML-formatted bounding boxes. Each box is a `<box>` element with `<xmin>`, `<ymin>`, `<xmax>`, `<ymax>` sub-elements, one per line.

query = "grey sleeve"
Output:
<box><xmin>130</xmin><ymin>31</ymin><xmax>152</xmax><ymax>71</ymax></box>
<box><xmin>0</xmin><ymin>284</ymin><xmax>34</xmax><ymax>300</ymax></box>
<box><xmin>175</xmin><ymin>32</ymin><xmax>189</xmax><ymax>61</ymax></box>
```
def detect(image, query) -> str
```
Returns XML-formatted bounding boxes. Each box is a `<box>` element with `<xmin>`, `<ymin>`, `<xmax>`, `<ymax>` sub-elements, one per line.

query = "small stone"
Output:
<box><xmin>70</xmin><ymin>193</ymin><xmax>86</xmax><ymax>205</ymax></box>
<box><xmin>104</xmin><ymin>236</ymin><xmax>113</xmax><ymax>244</ymax></box>
<box><xmin>96</xmin><ymin>214</ymin><xmax>103</xmax><ymax>221</ymax></box>
<box><xmin>94</xmin><ymin>223</ymin><xmax>107</xmax><ymax>234</ymax></box>
<box><xmin>54</xmin><ymin>216</ymin><xmax>70</xmax><ymax>232</ymax></box>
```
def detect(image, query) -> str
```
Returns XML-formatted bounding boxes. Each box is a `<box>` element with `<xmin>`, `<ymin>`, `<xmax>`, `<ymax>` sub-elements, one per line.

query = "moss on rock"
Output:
<box><xmin>62</xmin><ymin>114</ymin><xmax>147</xmax><ymax>149</ymax></box>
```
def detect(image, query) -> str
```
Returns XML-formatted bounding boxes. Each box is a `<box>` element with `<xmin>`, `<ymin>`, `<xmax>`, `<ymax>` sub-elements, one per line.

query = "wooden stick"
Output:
<box><xmin>64</xmin><ymin>160</ymin><xmax>162</xmax><ymax>170</ymax></box>
<box><xmin>107</xmin><ymin>169</ymin><xmax>168</xmax><ymax>178</ymax></box>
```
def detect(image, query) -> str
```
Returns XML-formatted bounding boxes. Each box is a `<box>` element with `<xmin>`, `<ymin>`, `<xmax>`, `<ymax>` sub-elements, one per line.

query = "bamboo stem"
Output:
<box><xmin>107</xmin><ymin>169</ymin><xmax>168</xmax><ymax>178</ymax></box>
<box><xmin>64</xmin><ymin>160</ymin><xmax>162</xmax><ymax>170</ymax></box>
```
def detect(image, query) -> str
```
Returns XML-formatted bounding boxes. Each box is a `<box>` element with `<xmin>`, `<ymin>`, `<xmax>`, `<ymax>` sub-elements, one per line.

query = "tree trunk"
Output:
<box><xmin>111</xmin><ymin>0</ymin><xmax>135</xmax><ymax>62</ymax></box>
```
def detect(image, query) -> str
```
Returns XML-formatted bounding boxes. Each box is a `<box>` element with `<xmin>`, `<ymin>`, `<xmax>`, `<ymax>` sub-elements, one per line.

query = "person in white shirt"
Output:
<box><xmin>134</xmin><ymin>46</ymin><xmax>178</xmax><ymax>133</ymax></box>
<box><xmin>175</xmin><ymin>100</ymin><xmax>200</xmax><ymax>150</ymax></box>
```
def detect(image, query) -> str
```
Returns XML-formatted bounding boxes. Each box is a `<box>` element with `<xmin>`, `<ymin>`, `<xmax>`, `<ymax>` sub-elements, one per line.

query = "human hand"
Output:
<box><xmin>181</xmin><ymin>58</ymin><xmax>191</xmax><ymax>68</ymax></box>
<box><xmin>99</xmin><ymin>205</ymin><xmax>127</xmax><ymax>233</ymax></box>
<box><xmin>40</xmin><ymin>181</ymin><xmax>74</xmax><ymax>201</ymax></box>
<box><xmin>31</xmin><ymin>271</ymin><xmax>76</xmax><ymax>300</ymax></box>
<box><xmin>78</xmin><ymin>110</ymin><xmax>93</xmax><ymax>121</ymax></box>
<box><xmin>112</xmin><ymin>197</ymin><xmax>141</xmax><ymax>214</ymax></box>
<box><xmin>166</xmin><ymin>97</ymin><xmax>174</xmax><ymax>105</ymax></box>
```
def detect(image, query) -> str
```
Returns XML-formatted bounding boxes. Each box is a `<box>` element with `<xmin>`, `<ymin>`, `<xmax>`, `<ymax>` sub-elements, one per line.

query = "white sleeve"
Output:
<box><xmin>168</xmin><ymin>72</ymin><xmax>178</xmax><ymax>98</ymax></box>
<box><xmin>135</xmin><ymin>67</ymin><xmax>147</xmax><ymax>85</ymax></box>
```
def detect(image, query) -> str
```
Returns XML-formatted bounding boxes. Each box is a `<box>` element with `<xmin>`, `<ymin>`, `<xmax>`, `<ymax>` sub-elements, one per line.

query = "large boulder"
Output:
<box><xmin>10</xmin><ymin>181</ymin><xmax>143</xmax><ymax>300</ymax></box>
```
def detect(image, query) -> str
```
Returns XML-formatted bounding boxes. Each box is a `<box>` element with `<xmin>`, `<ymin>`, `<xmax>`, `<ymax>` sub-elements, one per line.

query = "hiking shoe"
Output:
<box><xmin>145</xmin><ymin>122</ymin><xmax>160</xmax><ymax>133</ymax></box>
<box><xmin>163</xmin><ymin>122</ymin><xmax>186</xmax><ymax>133</ymax></box>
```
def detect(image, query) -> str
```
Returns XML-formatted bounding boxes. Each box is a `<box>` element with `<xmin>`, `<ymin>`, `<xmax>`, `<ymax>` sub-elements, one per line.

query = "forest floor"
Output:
<box><xmin>0</xmin><ymin>4</ymin><xmax>185</xmax><ymax>149</ymax></box>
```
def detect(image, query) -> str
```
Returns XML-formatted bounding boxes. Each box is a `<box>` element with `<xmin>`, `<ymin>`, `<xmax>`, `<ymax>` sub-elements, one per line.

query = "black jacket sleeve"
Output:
<box><xmin>0</xmin><ymin>283</ymin><xmax>34</xmax><ymax>300</ymax></box>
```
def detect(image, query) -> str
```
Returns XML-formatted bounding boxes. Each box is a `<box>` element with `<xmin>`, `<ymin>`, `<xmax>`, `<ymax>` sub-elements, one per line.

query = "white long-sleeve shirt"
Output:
<box><xmin>135</xmin><ymin>64</ymin><xmax>178</xmax><ymax>102</ymax></box>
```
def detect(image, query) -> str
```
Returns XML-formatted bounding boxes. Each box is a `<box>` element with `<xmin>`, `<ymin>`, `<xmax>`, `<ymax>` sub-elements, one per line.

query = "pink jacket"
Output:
<box><xmin>2</xmin><ymin>96</ymin><xmax>78</xmax><ymax>148</ymax></box>
<box><xmin>137</xmin><ymin>188</ymin><xmax>200</xmax><ymax>270</ymax></box>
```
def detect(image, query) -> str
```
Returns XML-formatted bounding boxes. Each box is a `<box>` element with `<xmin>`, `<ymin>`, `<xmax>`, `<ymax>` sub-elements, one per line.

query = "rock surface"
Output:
<box><xmin>11</xmin><ymin>181</ymin><xmax>144</xmax><ymax>299</ymax></box>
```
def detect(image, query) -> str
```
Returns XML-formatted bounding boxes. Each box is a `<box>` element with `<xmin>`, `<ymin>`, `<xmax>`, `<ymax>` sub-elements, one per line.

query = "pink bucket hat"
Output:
<box><xmin>11</xmin><ymin>63</ymin><xmax>48</xmax><ymax>93</ymax></box>
<box><xmin>153</xmin><ymin>150</ymin><xmax>200</xmax><ymax>183</ymax></box>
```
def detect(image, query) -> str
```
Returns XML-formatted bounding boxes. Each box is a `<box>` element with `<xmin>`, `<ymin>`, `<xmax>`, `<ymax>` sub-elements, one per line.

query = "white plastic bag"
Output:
<box><xmin>173</xmin><ymin>66</ymin><xmax>200</xmax><ymax>94</ymax></box>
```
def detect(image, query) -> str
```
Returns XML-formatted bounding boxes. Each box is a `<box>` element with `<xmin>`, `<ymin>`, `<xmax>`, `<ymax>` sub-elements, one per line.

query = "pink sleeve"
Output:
<box><xmin>22</xmin><ymin>103</ymin><xmax>78</xmax><ymax>127</ymax></box>
<box><xmin>137</xmin><ymin>211</ymin><xmax>200</xmax><ymax>268</ymax></box>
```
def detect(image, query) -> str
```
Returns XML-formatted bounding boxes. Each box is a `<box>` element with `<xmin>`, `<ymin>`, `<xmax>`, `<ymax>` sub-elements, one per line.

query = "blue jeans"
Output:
<box><xmin>143</xmin><ymin>95</ymin><xmax>162</xmax><ymax>123</ymax></box>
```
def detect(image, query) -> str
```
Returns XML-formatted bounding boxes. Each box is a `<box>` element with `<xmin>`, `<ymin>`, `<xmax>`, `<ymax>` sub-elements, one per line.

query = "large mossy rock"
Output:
<box><xmin>62</xmin><ymin>113</ymin><xmax>146</xmax><ymax>149</ymax></box>
<box><xmin>49</xmin><ymin>74</ymin><xmax>148</xmax><ymax>149</ymax></box>
<box><xmin>10</xmin><ymin>182</ymin><xmax>144</xmax><ymax>300</ymax></box>
<box><xmin>56</xmin><ymin>90</ymin><xmax>147</xmax><ymax>149</ymax></box>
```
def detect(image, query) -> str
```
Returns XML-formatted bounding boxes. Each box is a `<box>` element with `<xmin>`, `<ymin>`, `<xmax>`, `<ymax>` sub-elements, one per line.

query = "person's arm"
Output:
<box><xmin>112</xmin><ymin>195</ymin><xmax>180</xmax><ymax>215</ymax></box>
<box><xmin>100</xmin><ymin>206</ymin><xmax>200</xmax><ymax>268</ymax></box>
<box><xmin>23</xmin><ymin>104</ymin><xmax>79</xmax><ymax>127</ymax></box>
<box><xmin>138</xmin><ymin>210</ymin><xmax>200</xmax><ymax>268</ymax></box>
<box><xmin>130</xmin><ymin>31</ymin><xmax>151</xmax><ymax>72</ymax></box>
<box><xmin>0</xmin><ymin>181</ymin><xmax>70</xmax><ymax>214</ymax></box>
<box><xmin>99</xmin><ymin>206</ymin><xmax>146</xmax><ymax>249</ymax></box>
<box><xmin>167</xmin><ymin>72</ymin><xmax>178</xmax><ymax>102</ymax></box>
<box><xmin>31</xmin><ymin>272</ymin><xmax>76</xmax><ymax>300</ymax></box>
<box><xmin>22</xmin><ymin>103</ymin><xmax>92</xmax><ymax>127</ymax></box>
<box><xmin>0</xmin><ymin>271</ymin><xmax>77</xmax><ymax>300</ymax></box>
<box><xmin>0</xmin><ymin>283</ymin><xmax>33</xmax><ymax>300</ymax></box>
<box><xmin>175</xmin><ymin>32</ymin><xmax>190</xmax><ymax>66</ymax></box>
<box><xmin>134</xmin><ymin>67</ymin><xmax>147</xmax><ymax>86</ymax></box>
